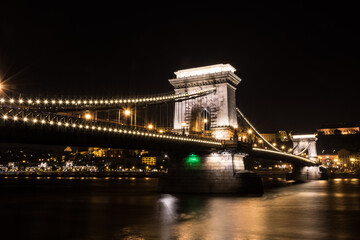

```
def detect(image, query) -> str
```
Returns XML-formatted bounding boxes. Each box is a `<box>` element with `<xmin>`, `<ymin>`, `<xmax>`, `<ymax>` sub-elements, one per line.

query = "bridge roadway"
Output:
<box><xmin>0</xmin><ymin>113</ymin><xmax>317</xmax><ymax>167</ymax></box>
<box><xmin>0</xmin><ymin>90</ymin><xmax>318</xmax><ymax>167</ymax></box>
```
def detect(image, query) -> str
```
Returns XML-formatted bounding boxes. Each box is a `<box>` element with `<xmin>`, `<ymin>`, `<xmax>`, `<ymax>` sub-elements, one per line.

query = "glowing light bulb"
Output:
<box><xmin>124</xmin><ymin>109</ymin><xmax>131</xmax><ymax>116</ymax></box>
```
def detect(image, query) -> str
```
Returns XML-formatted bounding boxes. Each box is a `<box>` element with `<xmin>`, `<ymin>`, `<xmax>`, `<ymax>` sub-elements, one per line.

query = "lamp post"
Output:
<box><xmin>124</xmin><ymin>109</ymin><xmax>131</xmax><ymax>126</ymax></box>
<box><xmin>247</xmin><ymin>129</ymin><xmax>253</xmax><ymax>143</ymax></box>
<box><xmin>181</xmin><ymin>121</ymin><xmax>186</xmax><ymax>135</ymax></box>
<box><xmin>203</xmin><ymin>118</ymin><xmax>208</xmax><ymax>137</ymax></box>
<box><xmin>85</xmin><ymin>112</ymin><xmax>92</xmax><ymax>121</ymax></box>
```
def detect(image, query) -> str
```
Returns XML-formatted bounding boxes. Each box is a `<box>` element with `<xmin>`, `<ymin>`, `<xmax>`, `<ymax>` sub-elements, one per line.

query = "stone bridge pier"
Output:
<box><xmin>287</xmin><ymin>164</ymin><xmax>328</xmax><ymax>181</ymax></box>
<box><xmin>158</xmin><ymin>150</ymin><xmax>264</xmax><ymax>195</ymax></box>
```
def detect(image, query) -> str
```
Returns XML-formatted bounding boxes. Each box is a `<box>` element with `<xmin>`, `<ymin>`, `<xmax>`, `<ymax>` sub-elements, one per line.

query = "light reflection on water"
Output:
<box><xmin>0</xmin><ymin>177</ymin><xmax>360</xmax><ymax>240</ymax></box>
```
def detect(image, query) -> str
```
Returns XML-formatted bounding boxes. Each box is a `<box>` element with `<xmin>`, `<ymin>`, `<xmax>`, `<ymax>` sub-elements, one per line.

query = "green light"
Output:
<box><xmin>185</xmin><ymin>154</ymin><xmax>201</xmax><ymax>168</ymax></box>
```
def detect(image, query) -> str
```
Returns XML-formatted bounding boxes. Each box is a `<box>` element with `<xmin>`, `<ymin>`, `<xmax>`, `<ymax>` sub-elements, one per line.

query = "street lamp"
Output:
<box><xmin>203</xmin><ymin>119</ymin><xmax>208</xmax><ymax>137</ymax></box>
<box><xmin>85</xmin><ymin>113</ymin><xmax>92</xmax><ymax>120</ymax></box>
<box><xmin>181</xmin><ymin>121</ymin><xmax>186</xmax><ymax>134</ymax></box>
<box><xmin>148</xmin><ymin>124</ymin><xmax>153</xmax><ymax>130</ymax></box>
<box><xmin>124</xmin><ymin>109</ymin><xmax>131</xmax><ymax>116</ymax></box>
<box><xmin>124</xmin><ymin>109</ymin><xmax>131</xmax><ymax>126</ymax></box>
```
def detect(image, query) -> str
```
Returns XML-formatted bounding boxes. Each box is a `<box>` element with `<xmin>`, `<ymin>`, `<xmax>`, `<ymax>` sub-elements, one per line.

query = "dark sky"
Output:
<box><xmin>0</xmin><ymin>1</ymin><xmax>359</xmax><ymax>133</ymax></box>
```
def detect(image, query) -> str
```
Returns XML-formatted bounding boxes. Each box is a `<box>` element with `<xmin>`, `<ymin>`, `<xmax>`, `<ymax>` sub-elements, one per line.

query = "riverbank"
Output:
<box><xmin>0</xmin><ymin>171</ymin><xmax>166</xmax><ymax>178</ymax></box>
<box><xmin>327</xmin><ymin>172</ymin><xmax>360</xmax><ymax>178</ymax></box>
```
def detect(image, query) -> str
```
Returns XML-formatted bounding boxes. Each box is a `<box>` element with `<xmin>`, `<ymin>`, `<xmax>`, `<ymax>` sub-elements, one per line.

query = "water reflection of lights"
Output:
<box><xmin>158</xmin><ymin>194</ymin><xmax>178</xmax><ymax>223</ymax></box>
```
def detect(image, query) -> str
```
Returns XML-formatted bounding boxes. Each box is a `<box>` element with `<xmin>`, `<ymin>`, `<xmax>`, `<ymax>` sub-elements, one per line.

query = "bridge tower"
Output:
<box><xmin>169</xmin><ymin>64</ymin><xmax>241</xmax><ymax>140</ymax></box>
<box><xmin>291</xmin><ymin>134</ymin><xmax>318</xmax><ymax>160</ymax></box>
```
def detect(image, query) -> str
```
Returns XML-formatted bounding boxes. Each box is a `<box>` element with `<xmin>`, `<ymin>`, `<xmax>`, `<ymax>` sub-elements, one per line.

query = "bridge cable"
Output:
<box><xmin>293</xmin><ymin>142</ymin><xmax>312</xmax><ymax>156</ymax></box>
<box><xmin>289</xmin><ymin>142</ymin><xmax>299</xmax><ymax>154</ymax></box>
<box><xmin>236</xmin><ymin>107</ymin><xmax>280</xmax><ymax>152</ymax></box>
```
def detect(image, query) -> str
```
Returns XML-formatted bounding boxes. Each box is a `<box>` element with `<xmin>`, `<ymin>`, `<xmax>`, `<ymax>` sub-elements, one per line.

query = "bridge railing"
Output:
<box><xmin>0</xmin><ymin>107</ymin><xmax>222</xmax><ymax>146</ymax></box>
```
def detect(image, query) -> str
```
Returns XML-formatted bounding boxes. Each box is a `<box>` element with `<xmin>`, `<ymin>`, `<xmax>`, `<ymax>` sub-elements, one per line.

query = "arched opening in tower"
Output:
<box><xmin>189</xmin><ymin>107</ymin><xmax>211</xmax><ymax>134</ymax></box>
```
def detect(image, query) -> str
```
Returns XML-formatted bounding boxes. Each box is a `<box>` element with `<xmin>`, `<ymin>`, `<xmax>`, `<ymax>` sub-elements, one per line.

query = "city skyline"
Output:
<box><xmin>0</xmin><ymin>1</ymin><xmax>359</xmax><ymax>133</ymax></box>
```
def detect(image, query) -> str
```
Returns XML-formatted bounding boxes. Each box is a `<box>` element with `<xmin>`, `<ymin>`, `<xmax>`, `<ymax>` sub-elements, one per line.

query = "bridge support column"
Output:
<box><xmin>288</xmin><ymin>165</ymin><xmax>328</xmax><ymax>181</ymax></box>
<box><xmin>159</xmin><ymin>151</ymin><xmax>263</xmax><ymax>195</ymax></box>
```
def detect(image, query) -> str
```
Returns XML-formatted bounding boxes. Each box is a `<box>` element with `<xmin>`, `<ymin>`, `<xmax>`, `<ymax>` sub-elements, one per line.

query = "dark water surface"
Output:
<box><xmin>1</xmin><ymin>177</ymin><xmax>359</xmax><ymax>240</ymax></box>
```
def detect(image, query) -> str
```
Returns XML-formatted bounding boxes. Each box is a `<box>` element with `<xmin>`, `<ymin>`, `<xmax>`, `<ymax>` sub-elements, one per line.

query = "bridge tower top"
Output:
<box><xmin>169</xmin><ymin>63</ymin><xmax>241</xmax><ymax>140</ymax></box>
<box><xmin>169</xmin><ymin>63</ymin><xmax>241</xmax><ymax>89</ymax></box>
<box><xmin>174</xmin><ymin>63</ymin><xmax>236</xmax><ymax>78</ymax></box>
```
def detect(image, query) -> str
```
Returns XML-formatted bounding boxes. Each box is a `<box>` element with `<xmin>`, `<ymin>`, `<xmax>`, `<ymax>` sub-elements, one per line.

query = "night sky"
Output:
<box><xmin>0</xmin><ymin>1</ymin><xmax>359</xmax><ymax>133</ymax></box>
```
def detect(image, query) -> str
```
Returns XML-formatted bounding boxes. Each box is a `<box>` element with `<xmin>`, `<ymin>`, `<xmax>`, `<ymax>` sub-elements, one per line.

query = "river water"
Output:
<box><xmin>0</xmin><ymin>177</ymin><xmax>359</xmax><ymax>240</ymax></box>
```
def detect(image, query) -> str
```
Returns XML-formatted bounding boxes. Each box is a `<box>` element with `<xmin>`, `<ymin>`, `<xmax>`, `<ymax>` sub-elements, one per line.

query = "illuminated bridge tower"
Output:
<box><xmin>291</xmin><ymin>134</ymin><xmax>318</xmax><ymax>160</ymax></box>
<box><xmin>160</xmin><ymin>64</ymin><xmax>263</xmax><ymax>194</ymax></box>
<box><xmin>169</xmin><ymin>64</ymin><xmax>241</xmax><ymax>140</ymax></box>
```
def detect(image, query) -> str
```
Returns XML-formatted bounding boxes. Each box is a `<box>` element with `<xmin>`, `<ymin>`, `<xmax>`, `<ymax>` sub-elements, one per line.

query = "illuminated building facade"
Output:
<box><xmin>142</xmin><ymin>157</ymin><xmax>156</xmax><ymax>166</ymax></box>
<box><xmin>317</xmin><ymin>123</ymin><xmax>359</xmax><ymax>135</ymax></box>
<box><xmin>260</xmin><ymin>131</ymin><xmax>291</xmax><ymax>144</ymax></box>
<box><xmin>338</xmin><ymin>148</ymin><xmax>360</xmax><ymax>168</ymax></box>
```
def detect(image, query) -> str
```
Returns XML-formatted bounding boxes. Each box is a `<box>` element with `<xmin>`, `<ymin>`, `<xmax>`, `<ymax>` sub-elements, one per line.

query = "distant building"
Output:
<box><xmin>261</xmin><ymin>131</ymin><xmax>291</xmax><ymax>144</ymax></box>
<box><xmin>317</xmin><ymin>151</ymin><xmax>339</xmax><ymax>167</ymax></box>
<box><xmin>317</xmin><ymin>123</ymin><xmax>359</xmax><ymax>135</ymax></box>
<box><xmin>316</xmin><ymin>132</ymin><xmax>360</xmax><ymax>171</ymax></box>
<box><xmin>338</xmin><ymin>148</ymin><xmax>360</xmax><ymax>168</ymax></box>
<box><xmin>142</xmin><ymin>156</ymin><xmax>156</xmax><ymax>166</ymax></box>
<box><xmin>261</xmin><ymin>133</ymin><xmax>277</xmax><ymax>143</ymax></box>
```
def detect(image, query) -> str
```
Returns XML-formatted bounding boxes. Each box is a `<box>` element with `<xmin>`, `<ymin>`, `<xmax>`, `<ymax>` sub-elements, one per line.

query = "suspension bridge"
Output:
<box><xmin>0</xmin><ymin>63</ymin><xmax>326</xmax><ymax>193</ymax></box>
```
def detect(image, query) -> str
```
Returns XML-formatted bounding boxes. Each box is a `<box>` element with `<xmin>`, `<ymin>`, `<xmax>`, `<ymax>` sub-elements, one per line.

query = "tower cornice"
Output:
<box><xmin>169</xmin><ymin>71</ymin><xmax>241</xmax><ymax>89</ymax></box>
